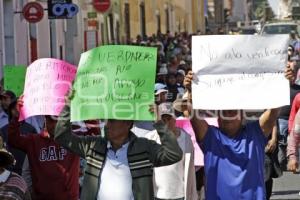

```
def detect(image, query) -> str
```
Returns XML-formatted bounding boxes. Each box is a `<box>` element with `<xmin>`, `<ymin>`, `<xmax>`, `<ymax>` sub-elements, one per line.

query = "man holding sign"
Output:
<box><xmin>7</xmin><ymin>58</ymin><xmax>80</xmax><ymax>200</ymax></box>
<box><xmin>185</xmin><ymin>65</ymin><xmax>294</xmax><ymax>199</ymax></box>
<box><xmin>185</xmin><ymin>34</ymin><xmax>295</xmax><ymax>200</ymax></box>
<box><xmin>54</xmin><ymin>45</ymin><xmax>183</xmax><ymax>200</ymax></box>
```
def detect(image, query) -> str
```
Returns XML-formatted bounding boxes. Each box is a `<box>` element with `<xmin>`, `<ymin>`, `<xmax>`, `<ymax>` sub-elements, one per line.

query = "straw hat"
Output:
<box><xmin>173</xmin><ymin>92</ymin><xmax>189</xmax><ymax>112</ymax></box>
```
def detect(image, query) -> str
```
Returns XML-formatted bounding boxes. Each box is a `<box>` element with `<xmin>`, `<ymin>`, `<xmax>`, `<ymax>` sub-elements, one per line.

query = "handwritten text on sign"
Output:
<box><xmin>192</xmin><ymin>35</ymin><xmax>290</xmax><ymax>110</ymax></box>
<box><xmin>71</xmin><ymin>45</ymin><xmax>157</xmax><ymax>121</ymax></box>
<box><xmin>19</xmin><ymin>58</ymin><xmax>77</xmax><ymax>120</ymax></box>
<box><xmin>4</xmin><ymin>65</ymin><xmax>26</xmax><ymax>97</ymax></box>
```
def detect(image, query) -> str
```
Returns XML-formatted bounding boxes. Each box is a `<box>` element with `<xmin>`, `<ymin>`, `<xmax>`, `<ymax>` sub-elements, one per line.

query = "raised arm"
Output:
<box><xmin>260</xmin><ymin>62</ymin><xmax>295</xmax><ymax>137</ymax></box>
<box><xmin>191</xmin><ymin>110</ymin><xmax>209</xmax><ymax>142</ymax></box>
<box><xmin>148</xmin><ymin>121</ymin><xmax>183</xmax><ymax>167</ymax></box>
<box><xmin>184</xmin><ymin>71</ymin><xmax>209</xmax><ymax>141</ymax></box>
<box><xmin>265</xmin><ymin>124</ymin><xmax>278</xmax><ymax>154</ymax></box>
<box><xmin>259</xmin><ymin>108</ymin><xmax>280</xmax><ymax>138</ymax></box>
<box><xmin>54</xmin><ymin>101</ymin><xmax>101</xmax><ymax>158</ymax></box>
<box><xmin>287</xmin><ymin>127</ymin><xmax>300</xmax><ymax>172</ymax></box>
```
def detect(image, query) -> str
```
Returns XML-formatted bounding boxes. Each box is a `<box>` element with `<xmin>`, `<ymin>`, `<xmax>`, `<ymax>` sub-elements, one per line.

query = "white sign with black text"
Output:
<box><xmin>192</xmin><ymin>35</ymin><xmax>290</xmax><ymax>110</ymax></box>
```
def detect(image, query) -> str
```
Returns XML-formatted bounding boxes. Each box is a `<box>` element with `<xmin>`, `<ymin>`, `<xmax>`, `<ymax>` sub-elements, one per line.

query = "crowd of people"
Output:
<box><xmin>0</xmin><ymin>30</ymin><xmax>299</xmax><ymax>200</ymax></box>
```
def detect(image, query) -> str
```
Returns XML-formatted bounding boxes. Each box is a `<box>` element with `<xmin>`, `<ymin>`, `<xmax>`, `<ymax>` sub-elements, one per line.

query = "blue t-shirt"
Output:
<box><xmin>201</xmin><ymin>121</ymin><xmax>267</xmax><ymax>200</ymax></box>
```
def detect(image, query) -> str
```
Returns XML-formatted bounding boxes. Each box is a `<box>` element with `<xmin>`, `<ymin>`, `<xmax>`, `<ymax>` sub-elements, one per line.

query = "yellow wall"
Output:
<box><xmin>119</xmin><ymin>0</ymin><xmax>205</xmax><ymax>41</ymax></box>
<box><xmin>82</xmin><ymin>0</ymin><xmax>206</xmax><ymax>44</ymax></box>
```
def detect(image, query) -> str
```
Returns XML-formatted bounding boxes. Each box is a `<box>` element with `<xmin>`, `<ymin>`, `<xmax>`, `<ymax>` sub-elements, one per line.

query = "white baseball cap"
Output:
<box><xmin>155</xmin><ymin>83</ymin><xmax>168</xmax><ymax>95</ymax></box>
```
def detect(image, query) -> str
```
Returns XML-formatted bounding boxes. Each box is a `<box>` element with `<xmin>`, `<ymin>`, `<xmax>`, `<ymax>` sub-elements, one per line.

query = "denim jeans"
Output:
<box><xmin>277</xmin><ymin>118</ymin><xmax>288</xmax><ymax>145</ymax></box>
<box><xmin>277</xmin><ymin>118</ymin><xmax>288</xmax><ymax>169</ymax></box>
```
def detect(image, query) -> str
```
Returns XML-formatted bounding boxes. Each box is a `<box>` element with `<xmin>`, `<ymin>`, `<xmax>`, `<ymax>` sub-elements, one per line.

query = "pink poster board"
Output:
<box><xmin>19</xmin><ymin>58</ymin><xmax>77</xmax><ymax>120</ymax></box>
<box><xmin>176</xmin><ymin>117</ymin><xmax>218</xmax><ymax>167</ymax></box>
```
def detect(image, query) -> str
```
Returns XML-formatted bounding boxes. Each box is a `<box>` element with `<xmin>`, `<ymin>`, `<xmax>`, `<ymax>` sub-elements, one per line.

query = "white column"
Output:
<box><xmin>66</xmin><ymin>0</ymin><xmax>84</xmax><ymax>65</ymax></box>
<box><xmin>186</xmin><ymin>0</ymin><xmax>193</xmax><ymax>33</ymax></box>
<box><xmin>171</xmin><ymin>5</ymin><xmax>176</xmax><ymax>34</ymax></box>
<box><xmin>14</xmin><ymin>0</ymin><xmax>29</xmax><ymax>65</ymax></box>
<box><xmin>99</xmin><ymin>14</ymin><xmax>105</xmax><ymax>44</ymax></box>
<box><xmin>3</xmin><ymin>0</ymin><xmax>15</xmax><ymax>65</ymax></box>
<box><xmin>55</xmin><ymin>19</ymin><xmax>66</xmax><ymax>59</ymax></box>
<box><xmin>36</xmin><ymin>1</ymin><xmax>50</xmax><ymax>58</ymax></box>
<box><xmin>74</xmin><ymin>5</ymin><xmax>84</xmax><ymax>64</ymax></box>
<box><xmin>171</xmin><ymin>3</ymin><xmax>178</xmax><ymax>33</ymax></box>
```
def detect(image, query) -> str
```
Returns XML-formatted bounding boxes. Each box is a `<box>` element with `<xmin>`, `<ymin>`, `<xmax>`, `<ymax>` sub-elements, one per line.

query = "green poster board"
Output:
<box><xmin>4</xmin><ymin>65</ymin><xmax>27</xmax><ymax>97</ymax></box>
<box><xmin>71</xmin><ymin>45</ymin><xmax>157</xmax><ymax>121</ymax></box>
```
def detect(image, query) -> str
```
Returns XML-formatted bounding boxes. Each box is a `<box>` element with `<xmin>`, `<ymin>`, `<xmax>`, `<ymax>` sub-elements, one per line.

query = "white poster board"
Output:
<box><xmin>192</xmin><ymin>35</ymin><xmax>290</xmax><ymax>110</ymax></box>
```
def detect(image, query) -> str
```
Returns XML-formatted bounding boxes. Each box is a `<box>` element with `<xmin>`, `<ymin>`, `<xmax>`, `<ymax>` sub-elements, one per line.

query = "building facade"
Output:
<box><xmin>0</xmin><ymin>0</ymin><xmax>205</xmax><ymax>79</ymax></box>
<box><xmin>118</xmin><ymin>0</ymin><xmax>205</xmax><ymax>42</ymax></box>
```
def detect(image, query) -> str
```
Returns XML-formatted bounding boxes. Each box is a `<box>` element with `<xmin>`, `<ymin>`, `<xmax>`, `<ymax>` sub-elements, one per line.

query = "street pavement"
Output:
<box><xmin>271</xmin><ymin>172</ymin><xmax>300</xmax><ymax>200</ymax></box>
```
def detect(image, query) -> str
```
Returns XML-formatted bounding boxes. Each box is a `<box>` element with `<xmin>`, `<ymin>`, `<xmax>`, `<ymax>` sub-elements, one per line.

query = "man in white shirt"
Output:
<box><xmin>98</xmin><ymin>141</ymin><xmax>134</xmax><ymax>200</ymax></box>
<box><xmin>55</xmin><ymin>103</ymin><xmax>183</xmax><ymax>200</ymax></box>
<box><xmin>146</xmin><ymin>103</ymin><xmax>198</xmax><ymax>200</ymax></box>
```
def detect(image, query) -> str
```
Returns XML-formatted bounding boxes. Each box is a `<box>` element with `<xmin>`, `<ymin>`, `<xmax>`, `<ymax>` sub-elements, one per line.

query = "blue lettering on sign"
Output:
<box><xmin>52</xmin><ymin>3</ymin><xmax>79</xmax><ymax>18</ymax></box>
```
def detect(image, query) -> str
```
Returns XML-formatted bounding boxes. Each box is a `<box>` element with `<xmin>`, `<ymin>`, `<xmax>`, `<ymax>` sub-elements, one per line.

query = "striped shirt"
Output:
<box><xmin>97</xmin><ymin>142</ymin><xmax>134</xmax><ymax>200</ymax></box>
<box><xmin>0</xmin><ymin>171</ymin><xmax>31</xmax><ymax>200</ymax></box>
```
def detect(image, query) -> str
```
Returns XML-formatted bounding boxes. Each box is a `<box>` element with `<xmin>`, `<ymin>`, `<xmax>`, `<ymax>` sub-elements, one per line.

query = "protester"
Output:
<box><xmin>289</xmin><ymin>30</ymin><xmax>299</xmax><ymax>48</ymax></box>
<box><xmin>287</xmin><ymin>92</ymin><xmax>300</xmax><ymax>173</ymax></box>
<box><xmin>3</xmin><ymin>28</ymin><xmax>298</xmax><ymax>200</ymax></box>
<box><xmin>0</xmin><ymin>91</ymin><xmax>43</xmax><ymax>134</ymax></box>
<box><xmin>2</xmin><ymin>98</ymin><xmax>37</xmax><ymax>175</ymax></box>
<box><xmin>288</xmin><ymin>45</ymin><xmax>295</xmax><ymax>61</ymax></box>
<box><xmin>264</xmin><ymin>125</ymin><xmax>282</xmax><ymax>200</ymax></box>
<box><xmin>168</xmin><ymin>54</ymin><xmax>179</xmax><ymax>74</ymax></box>
<box><xmin>0</xmin><ymin>91</ymin><xmax>16</xmax><ymax>129</ymax></box>
<box><xmin>72</xmin><ymin>120</ymin><xmax>102</xmax><ymax>194</ymax></box>
<box><xmin>155</xmin><ymin>83</ymin><xmax>168</xmax><ymax>105</ymax></box>
<box><xmin>183</xmin><ymin>63</ymin><xmax>294</xmax><ymax>199</ymax></box>
<box><xmin>166</xmin><ymin>73</ymin><xmax>180</xmax><ymax>102</ymax></box>
<box><xmin>145</xmin><ymin>103</ymin><xmax>197</xmax><ymax>200</ymax></box>
<box><xmin>287</xmin><ymin>110</ymin><xmax>300</xmax><ymax>173</ymax></box>
<box><xmin>288</xmin><ymin>93</ymin><xmax>300</xmax><ymax>133</ymax></box>
<box><xmin>156</xmin><ymin>64</ymin><xmax>168</xmax><ymax>84</ymax></box>
<box><xmin>53</xmin><ymin>94</ymin><xmax>183</xmax><ymax>200</ymax></box>
<box><xmin>0</xmin><ymin>135</ymin><xmax>31</xmax><ymax>200</ymax></box>
<box><xmin>295</xmin><ymin>41</ymin><xmax>300</xmax><ymax>57</ymax></box>
<box><xmin>176</xmin><ymin>70</ymin><xmax>185</xmax><ymax>94</ymax></box>
<box><xmin>0</xmin><ymin>91</ymin><xmax>44</xmax><ymax>176</ymax></box>
<box><xmin>0</xmin><ymin>91</ymin><xmax>16</xmax><ymax>112</ymax></box>
<box><xmin>8</xmin><ymin>97</ymin><xmax>80</xmax><ymax>200</ymax></box>
<box><xmin>173</xmin><ymin>93</ymin><xmax>206</xmax><ymax>199</ymax></box>
<box><xmin>276</xmin><ymin>63</ymin><xmax>300</xmax><ymax>169</ymax></box>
